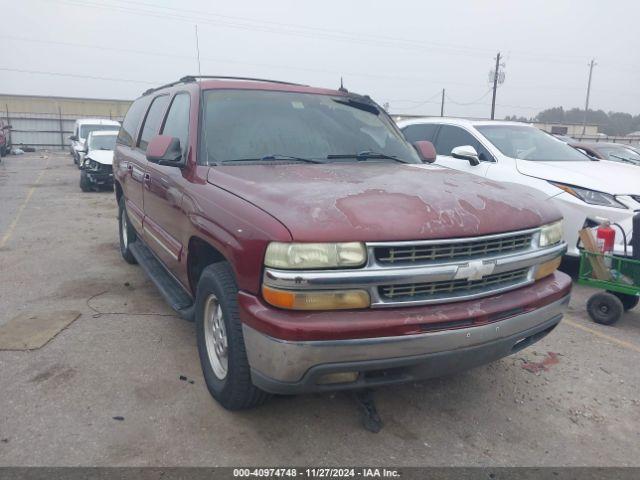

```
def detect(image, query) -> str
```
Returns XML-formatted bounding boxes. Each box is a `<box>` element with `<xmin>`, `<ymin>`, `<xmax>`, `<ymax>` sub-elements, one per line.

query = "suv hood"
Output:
<box><xmin>207</xmin><ymin>163</ymin><xmax>559</xmax><ymax>242</ymax></box>
<box><xmin>516</xmin><ymin>159</ymin><xmax>640</xmax><ymax>194</ymax></box>
<box><xmin>86</xmin><ymin>149</ymin><xmax>113</xmax><ymax>165</ymax></box>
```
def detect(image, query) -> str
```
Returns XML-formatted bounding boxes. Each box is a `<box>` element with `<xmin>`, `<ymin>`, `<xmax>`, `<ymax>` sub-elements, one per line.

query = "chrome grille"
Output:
<box><xmin>379</xmin><ymin>268</ymin><xmax>530</xmax><ymax>302</ymax></box>
<box><xmin>375</xmin><ymin>232</ymin><xmax>534</xmax><ymax>265</ymax></box>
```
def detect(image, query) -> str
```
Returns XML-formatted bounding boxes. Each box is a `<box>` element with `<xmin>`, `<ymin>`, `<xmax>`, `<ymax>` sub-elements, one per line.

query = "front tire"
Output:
<box><xmin>587</xmin><ymin>292</ymin><xmax>624</xmax><ymax>325</ymax></box>
<box><xmin>79</xmin><ymin>170</ymin><xmax>92</xmax><ymax>192</ymax></box>
<box><xmin>118</xmin><ymin>196</ymin><xmax>137</xmax><ymax>264</ymax></box>
<box><xmin>195</xmin><ymin>262</ymin><xmax>269</xmax><ymax>410</ymax></box>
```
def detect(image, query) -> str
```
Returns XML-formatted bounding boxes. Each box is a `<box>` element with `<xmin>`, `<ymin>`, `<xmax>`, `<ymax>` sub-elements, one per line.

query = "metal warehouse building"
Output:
<box><xmin>0</xmin><ymin>94</ymin><xmax>132</xmax><ymax>150</ymax></box>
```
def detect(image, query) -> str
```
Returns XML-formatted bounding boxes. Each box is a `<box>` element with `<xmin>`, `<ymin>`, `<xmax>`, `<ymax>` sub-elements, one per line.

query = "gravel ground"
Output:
<box><xmin>0</xmin><ymin>151</ymin><xmax>639</xmax><ymax>466</ymax></box>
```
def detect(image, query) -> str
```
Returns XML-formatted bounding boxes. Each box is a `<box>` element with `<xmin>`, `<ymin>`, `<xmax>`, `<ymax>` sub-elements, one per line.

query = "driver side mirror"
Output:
<box><xmin>69</xmin><ymin>135</ymin><xmax>78</xmax><ymax>141</ymax></box>
<box><xmin>413</xmin><ymin>140</ymin><xmax>437</xmax><ymax>163</ymax></box>
<box><xmin>451</xmin><ymin>145</ymin><xmax>480</xmax><ymax>166</ymax></box>
<box><xmin>146</xmin><ymin>135</ymin><xmax>184</xmax><ymax>167</ymax></box>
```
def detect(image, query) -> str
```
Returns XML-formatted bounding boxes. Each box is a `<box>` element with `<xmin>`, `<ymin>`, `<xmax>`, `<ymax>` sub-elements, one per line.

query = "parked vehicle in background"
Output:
<box><xmin>398</xmin><ymin>118</ymin><xmax>640</xmax><ymax>257</ymax></box>
<box><xmin>114</xmin><ymin>76</ymin><xmax>570</xmax><ymax>410</ymax></box>
<box><xmin>570</xmin><ymin>142</ymin><xmax>640</xmax><ymax>166</ymax></box>
<box><xmin>69</xmin><ymin>118</ymin><xmax>121</xmax><ymax>167</ymax></box>
<box><xmin>0</xmin><ymin>119</ymin><xmax>12</xmax><ymax>157</ymax></box>
<box><xmin>552</xmin><ymin>134</ymin><xmax>575</xmax><ymax>143</ymax></box>
<box><xmin>79</xmin><ymin>130</ymin><xmax>118</xmax><ymax>192</ymax></box>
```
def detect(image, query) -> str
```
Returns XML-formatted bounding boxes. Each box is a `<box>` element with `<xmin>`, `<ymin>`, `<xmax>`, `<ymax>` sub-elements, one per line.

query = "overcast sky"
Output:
<box><xmin>2</xmin><ymin>0</ymin><xmax>639</xmax><ymax>118</ymax></box>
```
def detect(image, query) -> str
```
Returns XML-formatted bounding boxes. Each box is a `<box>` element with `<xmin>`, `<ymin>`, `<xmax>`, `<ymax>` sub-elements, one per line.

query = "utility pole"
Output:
<box><xmin>194</xmin><ymin>25</ymin><xmax>202</xmax><ymax>76</ymax></box>
<box><xmin>490</xmin><ymin>52</ymin><xmax>501</xmax><ymax>120</ymax></box>
<box><xmin>440</xmin><ymin>88</ymin><xmax>445</xmax><ymax>117</ymax></box>
<box><xmin>582</xmin><ymin>58</ymin><xmax>596</xmax><ymax>135</ymax></box>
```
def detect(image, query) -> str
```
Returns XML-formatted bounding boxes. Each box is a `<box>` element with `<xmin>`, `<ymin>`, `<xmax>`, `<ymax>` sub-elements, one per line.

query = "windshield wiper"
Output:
<box><xmin>326</xmin><ymin>151</ymin><xmax>408</xmax><ymax>163</ymax></box>
<box><xmin>222</xmin><ymin>154</ymin><xmax>324</xmax><ymax>164</ymax></box>
<box><xmin>332</xmin><ymin>98</ymin><xmax>380</xmax><ymax>115</ymax></box>
<box><xmin>610</xmin><ymin>154</ymin><xmax>640</xmax><ymax>165</ymax></box>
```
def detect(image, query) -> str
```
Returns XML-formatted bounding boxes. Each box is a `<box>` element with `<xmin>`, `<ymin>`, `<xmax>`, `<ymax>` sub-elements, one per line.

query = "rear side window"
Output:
<box><xmin>161</xmin><ymin>93</ymin><xmax>190</xmax><ymax>154</ymax></box>
<box><xmin>402</xmin><ymin>124</ymin><xmax>439</xmax><ymax>143</ymax></box>
<box><xmin>117</xmin><ymin>98</ymin><xmax>149</xmax><ymax>147</ymax></box>
<box><xmin>435</xmin><ymin>125</ymin><xmax>493</xmax><ymax>161</ymax></box>
<box><xmin>138</xmin><ymin>95</ymin><xmax>170</xmax><ymax>151</ymax></box>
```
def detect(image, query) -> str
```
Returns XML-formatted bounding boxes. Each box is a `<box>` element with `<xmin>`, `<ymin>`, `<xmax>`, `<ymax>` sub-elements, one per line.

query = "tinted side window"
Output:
<box><xmin>435</xmin><ymin>125</ymin><xmax>493</xmax><ymax>161</ymax></box>
<box><xmin>402</xmin><ymin>124</ymin><xmax>439</xmax><ymax>143</ymax></box>
<box><xmin>138</xmin><ymin>95</ymin><xmax>169</xmax><ymax>151</ymax></box>
<box><xmin>161</xmin><ymin>93</ymin><xmax>190</xmax><ymax>154</ymax></box>
<box><xmin>117</xmin><ymin>98</ymin><xmax>149</xmax><ymax>147</ymax></box>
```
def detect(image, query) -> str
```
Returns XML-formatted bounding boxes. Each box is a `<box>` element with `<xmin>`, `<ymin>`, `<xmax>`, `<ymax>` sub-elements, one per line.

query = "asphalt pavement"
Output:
<box><xmin>1</xmin><ymin>152</ymin><xmax>639</xmax><ymax>466</ymax></box>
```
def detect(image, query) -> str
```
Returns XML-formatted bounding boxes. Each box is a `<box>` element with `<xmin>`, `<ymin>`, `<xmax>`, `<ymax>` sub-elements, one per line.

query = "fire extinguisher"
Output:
<box><xmin>596</xmin><ymin>220</ymin><xmax>616</xmax><ymax>267</ymax></box>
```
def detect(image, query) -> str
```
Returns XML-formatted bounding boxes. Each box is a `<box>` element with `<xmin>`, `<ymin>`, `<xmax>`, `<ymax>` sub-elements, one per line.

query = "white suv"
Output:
<box><xmin>398</xmin><ymin>118</ymin><xmax>640</xmax><ymax>257</ymax></box>
<box><xmin>70</xmin><ymin>118</ymin><xmax>121</xmax><ymax>167</ymax></box>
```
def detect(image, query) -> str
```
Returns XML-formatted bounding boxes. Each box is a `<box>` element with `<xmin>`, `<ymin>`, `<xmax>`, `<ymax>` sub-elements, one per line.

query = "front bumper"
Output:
<box><xmin>243</xmin><ymin>294</ymin><xmax>569</xmax><ymax>394</ymax></box>
<box><xmin>86</xmin><ymin>171</ymin><xmax>114</xmax><ymax>186</ymax></box>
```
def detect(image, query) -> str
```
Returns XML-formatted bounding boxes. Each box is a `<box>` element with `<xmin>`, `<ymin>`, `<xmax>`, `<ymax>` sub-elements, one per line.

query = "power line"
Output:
<box><xmin>0</xmin><ymin>66</ymin><xmax>159</xmax><ymax>85</ymax></box>
<box><xmin>112</xmin><ymin>0</ymin><xmax>601</xmax><ymax>66</ymax></box>
<box><xmin>0</xmin><ymin>34</ymin><xmax>486</xmax><ymax>88</ymax></box>
<box><xmin>388</xmin><ymin>91</ymin><xmax>443</xmax><ymax>111</ymax></box>
<box><xmin>6</xmin><ymin>32</ymin><xmax>625</xmax><ymax>96</ymax></box>
<box><xmin>48</xmin><ymin>0</ymin><xmax>599</xmax><ymax>67</ymax></box>
<box><xmin>86</xmin><ymin>0</ymin><xmax>500</xmax><ymax>57</ymax></box>
<box><xmin>445</xmin><ymin>89</ymin><xmax>493</xmax><ymax>106</ymax></box>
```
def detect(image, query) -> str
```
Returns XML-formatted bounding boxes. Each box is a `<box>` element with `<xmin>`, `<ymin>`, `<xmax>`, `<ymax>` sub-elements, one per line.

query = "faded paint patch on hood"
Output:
<box><xmin>207</xmin><ymin>163</ymin><xmax>560</xmax><ymax>242</ymax></box>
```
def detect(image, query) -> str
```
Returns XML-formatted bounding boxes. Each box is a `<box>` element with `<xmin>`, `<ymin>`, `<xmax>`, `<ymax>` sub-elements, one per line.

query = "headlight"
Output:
<box><xmin>264</xmin><ymin>242</ymin><xmax>366</xmax><ymax>269</ymax></box>
<box><xmin>550</xmin><ymin>182</ymin><xmax>626</xmax><ymax>209</ymax></box>
<box><xmin>539</xmin><ymin>220</ymin><xmax>563</xmax><ymax>247</ymax></box>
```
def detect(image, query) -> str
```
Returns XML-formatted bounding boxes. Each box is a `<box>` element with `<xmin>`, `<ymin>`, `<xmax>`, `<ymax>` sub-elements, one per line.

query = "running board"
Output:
<box><xmin>129</xmin><ymin>241</ymin><xmax>195</xmax><ymax>321</ymax></box>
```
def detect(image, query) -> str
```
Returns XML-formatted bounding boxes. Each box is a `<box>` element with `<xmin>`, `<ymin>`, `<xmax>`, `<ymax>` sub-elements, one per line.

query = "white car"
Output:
<box><xmin>70</xmin><ymin>118</ymin><xmax>121</xmax><ymax>167</ymax></box>
<box><xmin>79</xmin><ymin>130</ymin><xmax>118</xmax><ymax>192</ymax></box>
<box><xmin>398</xmin><ymin>118</ymin><xmax>640</xmax><ymax>257</ymax></box>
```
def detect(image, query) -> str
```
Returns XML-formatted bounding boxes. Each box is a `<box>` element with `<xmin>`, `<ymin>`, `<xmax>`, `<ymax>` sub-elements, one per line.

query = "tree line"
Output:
<box><xmin>505</xmin><ymin>107</ymin><xmax>640</xmax><ymax>136</ymax></box>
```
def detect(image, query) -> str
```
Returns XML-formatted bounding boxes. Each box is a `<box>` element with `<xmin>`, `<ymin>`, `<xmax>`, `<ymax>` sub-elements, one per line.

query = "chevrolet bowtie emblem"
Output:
<box><xmin>454</xmin><ymin>260</ymin><xmax>496</xmax><ymax>281</ymax></box>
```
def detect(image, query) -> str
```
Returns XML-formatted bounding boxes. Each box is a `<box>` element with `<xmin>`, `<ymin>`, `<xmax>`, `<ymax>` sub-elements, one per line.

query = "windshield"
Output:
<box><xmin>201</xmin><ymin>90</ymin><xmax>420</xmax><ymax>164</ymax></box>
<box><xmin>599</xmin><ymin>146</ymin><xmax>640</xmax><ymax>164</ymax></box>
<box><xmin>80</xmin><ymin>124</ymin><xmax>120</xmax><ymax>139</ymax></box>
<box><xmin>476</xmin><ymin>125</ymin><xmax>589</xmax><ymax>161</ymax></box>
<box><xmin>88</xmin><ymin>134</ymin><xmax>117</xmax><ymax>151</ymax></box>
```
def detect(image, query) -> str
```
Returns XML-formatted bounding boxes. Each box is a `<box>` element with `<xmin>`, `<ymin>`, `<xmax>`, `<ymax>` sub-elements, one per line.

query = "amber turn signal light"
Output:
<box><xmin>534</xmin><ymin>257</ymin><xmax>562</xmax><ymax>280</ymax></box>
<box><xmin>262</xmin><ymin>285</ymin><xmax>370</xmax><ymax>310</ymax></box>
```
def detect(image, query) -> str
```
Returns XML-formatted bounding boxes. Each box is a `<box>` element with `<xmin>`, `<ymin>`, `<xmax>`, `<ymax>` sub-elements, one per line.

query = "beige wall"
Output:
<box><xmin>0</xmin><ymin>94</ymin><xmax>132</xmax><ymax>118</ymax></box>
<box><xmin>533</xmin><ymin>122</ymin><xmax>599</xmax><ymax>136</ymax></box>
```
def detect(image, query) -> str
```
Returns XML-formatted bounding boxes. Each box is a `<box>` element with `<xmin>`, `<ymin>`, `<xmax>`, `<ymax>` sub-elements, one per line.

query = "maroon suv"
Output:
<box><xmin>113</xmin><ymin>76</ymin><xmax>571</xmax><ymax>410</ymax></box>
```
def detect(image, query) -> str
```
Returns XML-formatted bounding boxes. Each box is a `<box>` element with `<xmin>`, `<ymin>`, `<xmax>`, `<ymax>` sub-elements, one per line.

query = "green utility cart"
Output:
<box><xmin>578</xmin><ymin>251</ymin><xmax>640</xmax><ymax>325</ymax></box>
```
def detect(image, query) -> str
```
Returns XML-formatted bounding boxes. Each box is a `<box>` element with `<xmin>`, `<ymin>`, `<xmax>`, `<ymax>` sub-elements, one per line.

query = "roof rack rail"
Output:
<box><xmin>141</xmin><ymin>75</ymin><xmax>309</xmax><ymax>96</ymax></box>
<box><xmin>179</xmin><ymin>75</ymin><xmax>308</xmax><ymax>87</ymax></box>
<box><xmin>141</xmin><ymin>79</ymin><xmax>192</xmax><ymax>96</ymax></box>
